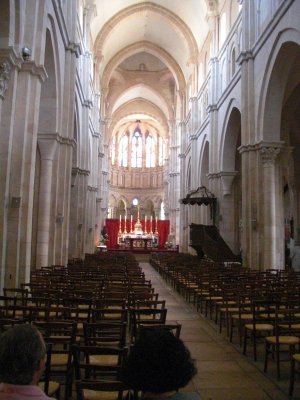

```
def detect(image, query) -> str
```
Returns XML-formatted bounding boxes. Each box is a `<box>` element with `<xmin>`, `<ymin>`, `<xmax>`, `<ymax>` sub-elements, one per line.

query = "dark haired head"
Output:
<box><xmin>0</xmin><ymin>324</ymin><xmax>46</xmax><ymax>385</ymax></box>
<box><xmin>122</xmin><ymin>329</ymin><xmax>197</xmax><ymax>393</ymax></box>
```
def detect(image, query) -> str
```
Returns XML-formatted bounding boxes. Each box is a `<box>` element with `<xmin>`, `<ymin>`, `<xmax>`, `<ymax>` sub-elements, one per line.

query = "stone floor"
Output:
<box><xmin>136</xmin><ymin>256</ymin><xmax>300</xmax><ymax>400</ymax></box>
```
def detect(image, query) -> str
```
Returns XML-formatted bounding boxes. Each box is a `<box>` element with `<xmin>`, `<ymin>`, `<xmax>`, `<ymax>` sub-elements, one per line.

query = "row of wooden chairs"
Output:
<box><xmin>0</xmin><ymin>252</ymin><xmax>181</xmax><ymax>399</ymax></box>
<box><xmin>150</xmin><ymin>252</ymin><xmax>300</xmax><ymax>397</ymax></box>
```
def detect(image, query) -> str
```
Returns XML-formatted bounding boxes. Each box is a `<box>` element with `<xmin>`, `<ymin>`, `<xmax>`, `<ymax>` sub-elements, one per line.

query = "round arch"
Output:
<box><xmin>101</xmin><ymin>41</ymin><xmax>186</xmax><ymax>94</ymax></box>
<box><xmin>220</xmin><ymin>99</ymin><xmax>241</xmax><ymax>172</ymax></box>
<box><xmin>94</xmin><ymin>2</ymin><xmax>197</xmax><ymax>69</ymax></box>
<box><xmin>258</xmin><ymin>28</ymin><xmax>300</xmax><ymax>141</ymax></box>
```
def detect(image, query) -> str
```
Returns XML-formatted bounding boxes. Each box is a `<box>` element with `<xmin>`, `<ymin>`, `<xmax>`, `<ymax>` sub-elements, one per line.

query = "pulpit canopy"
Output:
<box><xmin>180</xmin><ymin>186</ymin><xmax>216</xmax><ymax>206</ymax></box>
<box><xmin>180</xmin><ymin>186</ymin><xmax>217</xmax><ymax>224</ymax></box>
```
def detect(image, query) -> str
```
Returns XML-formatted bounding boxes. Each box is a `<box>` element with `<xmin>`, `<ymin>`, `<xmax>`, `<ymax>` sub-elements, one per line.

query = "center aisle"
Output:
<box><xmin>137</xmin><ymin>256</ymin><xmax>290</xmax><ymax>400</ymax></box>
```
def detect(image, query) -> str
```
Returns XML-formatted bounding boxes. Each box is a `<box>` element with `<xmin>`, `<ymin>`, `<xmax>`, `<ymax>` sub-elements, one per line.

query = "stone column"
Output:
<box><xmin>260</xmin><ymin>145</ymin><xmax>283</xmax><ymax>269</ymax></box>
<box><xmin>0</xmin><ymin>53</ymin><xmax>16</xmax><ymax>292</ymax></box>
<box><xmin>178</xmin><ymin>151</ymin><xmax>188</xmax><ymax>253</ymax></box>
<box><xmin>0</xmin><ymin>59</ymin><xmax>12</xmax><ymax>115</ymax></box>
<box><xmin>95</xmin><ymin>197</ymin><xmax>102</xmax><ymax>245</ymax></box>
<box><xmin>219</xmin><ymin>171</ymin><xmax>239</xmax><ymax>253</ymax></box>
<box><xmin>2</xmin><ymin>58</ymin><xmax>46</xmax><ymax>287</ymax></box>
<box><xmin>86</xmin><ymin>185</ymin><xmax>97</xmax><ymax>253</ymax></box>
<box><xmin>36</xmin><ymin>138</ymin><xmax>57</xmax><ymax>267</ymax></box>
<box><xmin>53</xmin><ymin>137</ymin><xmax>75</xmax><ymax>266</ymax></box>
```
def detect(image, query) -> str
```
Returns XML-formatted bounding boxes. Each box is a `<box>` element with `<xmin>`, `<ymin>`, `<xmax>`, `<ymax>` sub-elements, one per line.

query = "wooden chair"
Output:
<box><xmin>91</xmin><ymin>308</ymin><xmax>128</xmax><ymax>324</ymax></box>
<box><xmin>264</xmin><ymin>308</ymin><xmax>300</xmax><ymax>380</ymax></box>
<box><xmin>38</xmin><ymin>343</ymin><xmax>61</xmax><ymax>399</ymax></box>
<box><xmin>83</xmin><ymin>321</ymin><xmax>127</xmax><ymax>348</ymax></box>
<box><xmin>137</xmin><ymin>322</ymin><xmax>182</xmax><ymax>339</ymax></box>
<box><xmin>229</xmin><ymin>294</ymin><xmax>253</xmax><ymax>346</ymax></box>
<box><xmin>0</xmin><ymin>295</ymin><xmax>17</xmax><ymax>306</ymax></box>
<box><xmin>35</xmin><ymin>320</ymin><xmax>77</xmax><ymax>400</ymax></box>
<box><xmin>3</xmin><ymin>287</ymin><xmax>28</xmax><ymax>304</ymax></box>
<box><xmin>289</xmin><ymin>353</ymin><xmax>300</xmax><ymax>396</ymax></box>
<box><xmin>130</xmin><ymin>308</ymin><xmax>167</xmax><ymax>340</ymax></box>
<box><xmin>0</xmin><ymin>304</ymin><xmax>49</xmax><ymax>322</ymax></box>
<box><xmin>243</xmin><ymin>299</ymin><xmax>275</xmax><ymax>361</ymax></box>
<box><xmin>72</xmin><ymin>344</ymin><xmax>127</xmax><ymax>381</ymax></box>
<box><xmin>217</xmin><ymin>289</ymin><xmax>239</xmax><ymax>336</ymax></box>
<box><xmin>133</xmin><ymin>299</ymin><xmax>166</xmax><ymax>310</ymax></box>
<box><xmin>0</xmin><ymin>317</ymin><xmax>25</xmax><ymax>332</ymax></box>
<box><xmin>75</xmin><ymin>379</ymin><xmax>131</xmax><ymax>400</ymax></box>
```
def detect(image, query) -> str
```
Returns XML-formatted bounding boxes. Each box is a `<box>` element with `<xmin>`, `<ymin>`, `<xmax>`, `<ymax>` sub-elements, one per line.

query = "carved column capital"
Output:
<box><xmin>260</xmin><ymin>146</ymin><xmax>281</xmax><ymax>165</ymax></box>
<box><xmin>0</xmin><ymin>60</ymin><xmax>11</xmax><ymax>99</ymax></box>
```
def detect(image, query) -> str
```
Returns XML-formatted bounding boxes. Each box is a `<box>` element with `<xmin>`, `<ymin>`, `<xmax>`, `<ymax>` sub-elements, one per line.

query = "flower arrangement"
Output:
<box><xmin>99</xmin><ymin>233</ymin><xmax>109</xmax><ymax>245</ymax></box>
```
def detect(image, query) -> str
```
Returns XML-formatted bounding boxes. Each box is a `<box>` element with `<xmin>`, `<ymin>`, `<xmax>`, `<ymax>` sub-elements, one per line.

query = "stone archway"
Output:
<box><xmin>33</xmin><ymin>28</ymin><xmax>58</xmax><ymax>268</ymax></box>
<box><xmin>220</xmin><ymin>105</ymin><xmax>241</xmax><ymax>254</ymax></box>
<box><xmin>258</xmin><ymin>34</ymin><xmax>300</xmax><ymax>269</ymax></box>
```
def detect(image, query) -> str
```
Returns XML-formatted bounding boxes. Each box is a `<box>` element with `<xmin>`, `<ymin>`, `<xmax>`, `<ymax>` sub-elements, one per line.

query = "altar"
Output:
<box><xmin>104</xmin><ymin>210</ymin><xmax>170</xmax><ymax>250</ymax></box>
<box><xmin>122</xmin><ymin>236</ymin><xmax>156</xmax><ymax>250</ymax></box>
<box><xmin>117</xmin><ymin>210</ymin><xmax>158</xmax><ymax>251</ymax></box>
<box><xmin>105</xmin><ymin>218</ymin><xmax>170</xmax><ymax>250</ymax></box>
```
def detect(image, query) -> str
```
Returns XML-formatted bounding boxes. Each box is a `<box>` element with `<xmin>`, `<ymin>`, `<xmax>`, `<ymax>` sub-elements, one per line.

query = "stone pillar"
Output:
<box><xmin>0</xmin><ymin>59</ymin><xmax>12</xmax><ymax>114</ymax></box>
<box><xmin>260</xmin><ymin>145</ymin><xmax>283</xmax><ymax>269</ymax></box>
<box><xmin>53</xmin><ymin>138</ymin><xmax>75</xmax><ymax>266</ymax></box>
<box><xmin>86</xmin><ymin>185</ymin><xmax>97</xmax><ymax>253</ymax></box>
<box><xmin>179</xmin><ymin>151</ymin><xmax>188</xmax><ymax>253</ymax></box>
<box><xmin>95</xmin><ymin>197</ymin><xmax>102</xmax><ymax>245</ymax></box>
<box><xmin>68</xmin><ymin>167</ymin><xmax>89</xmax><ymax>259</ymax></box>
<box><xmin>2</xmin><ymin>58</ymin><xmax>46</xmax><ymax>287</ymax></box>
<box><xmin>219</xmin><ymin>171</ymin><xmax>239</xmax><ymax>253</ymax></box>
<box><xmin>0</xmin><ymin>53</ymin><xmax>17</xmax><ymax>292</ymax></box>
<box><xmin>36</xmin><ymin>138</ymin><xmax>57</xmax><ymax>267</ymax></box>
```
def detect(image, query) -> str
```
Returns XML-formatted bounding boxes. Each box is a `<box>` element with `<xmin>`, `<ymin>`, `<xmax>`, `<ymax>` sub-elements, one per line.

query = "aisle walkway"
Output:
<box><xmin>137</xmin><ymin>257</ymin><xmax>293</xmax><ymax>400</ymax></box>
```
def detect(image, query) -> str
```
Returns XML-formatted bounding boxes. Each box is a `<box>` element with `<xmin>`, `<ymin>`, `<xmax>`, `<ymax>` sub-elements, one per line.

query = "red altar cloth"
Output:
<box><xmin>105</xmin><ymin>219</ymin><xmax>170</xmax><ymax>250</ymax></box>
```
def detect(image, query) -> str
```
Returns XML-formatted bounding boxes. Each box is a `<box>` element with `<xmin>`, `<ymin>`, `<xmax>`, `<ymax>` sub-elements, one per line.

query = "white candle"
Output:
<box><xmin>131</xmin><ymin>215</ymin><xmax>133</xmax><ymax>223</ymax></box>
<box><xmin>119</xmin><ymin>215</ymin><xmax>121</xmax><ymax>223</ymax></box>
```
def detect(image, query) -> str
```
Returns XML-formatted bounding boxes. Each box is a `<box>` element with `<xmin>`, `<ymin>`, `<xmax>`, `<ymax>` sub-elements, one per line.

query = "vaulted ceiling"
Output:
<box><xmin>90</xmin><ymin>0</ymin><xmax>216</xmax><ymax>138</ymax></box>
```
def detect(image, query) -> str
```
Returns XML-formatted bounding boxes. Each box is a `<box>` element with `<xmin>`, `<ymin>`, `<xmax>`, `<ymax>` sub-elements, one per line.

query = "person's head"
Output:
<box><xmin>122</xmin><ymin>329</ymin><xmax>197</xmax><ymax>393</ymax></box>
<box><xmin>0</xmin><ymin>324</ymin><xmax>47</xmax><ymax>385</ymax></box>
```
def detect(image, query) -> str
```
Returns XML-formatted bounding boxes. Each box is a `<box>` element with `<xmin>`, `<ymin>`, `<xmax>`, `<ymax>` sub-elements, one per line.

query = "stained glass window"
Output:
<box><xmin>146</xmin><ymin>135</ymin><xmax>155</xmax><ymax>167</ymax></box>
<box><xmin>111</xmin><ymin>135</ymin><xmax>116</xmax><ymax>165</ymax></box>
<box><xmin>158</xmin><ymin>136</ymin><xmax>164</xmax><ymax>166</ymax></box>
<box><xmin>131</xmin><ymin>127</ymin><xmax>142</xmax><ymax>168</ymax></box>
<box><xmin>119</xmin><ymin>134</ymin><xmax>128</xmax><ymax>167</ymax></box>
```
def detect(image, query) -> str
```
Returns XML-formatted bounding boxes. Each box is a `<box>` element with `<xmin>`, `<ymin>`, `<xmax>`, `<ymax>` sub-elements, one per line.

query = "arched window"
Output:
<box><xmin>158</xmin><ymin>136</ymin><xmax>164</xmax><ymax>166</ymax></box>
<box><xmin>131</xmin><ymin>127</ymin><xmax>142</xmax><ymax>168</ymax></box>
<box><xmin>220</xmin><ymin>12</ymin><xmax>227</xmax><ymax>47</ymax></box>
<box><xmin>146</xmin><ymin>134</ymin><xmax>155</xmax><ymax>167</ymax></box>
<box><xmin>231</xmin><ymin>47</ymin><xmax>236</xmax><ymax>77</ymax></box>
<box><xmin>111</xmin><ymin>123</ymin><xmax>165</xmax><ymax>169</ymax></box>
<box><xmin>119</xmin><ymin>134</ymin><xmax>128</xmax><ymax>167</ymax></box>
<box><xmin>111</xmin><ymin>135</ymin><xmax>116</xmax><ymax>165</ymax></box>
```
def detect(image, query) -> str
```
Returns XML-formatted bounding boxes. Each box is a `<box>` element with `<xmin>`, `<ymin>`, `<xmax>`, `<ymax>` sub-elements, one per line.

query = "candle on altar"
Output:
<box><xmin>131</xmin><ymin>215</ymin><xmax>133</xmax><ymax>223</ymax></box>
<box><xmin>119</xmin><ymin>215</ymin><xmax>121</xmax><ymax>223</ymax></box>
<box><xmin>145</xmin><ymin>215</ymin><xmax>147</xmax><ymax>231</ymax></box>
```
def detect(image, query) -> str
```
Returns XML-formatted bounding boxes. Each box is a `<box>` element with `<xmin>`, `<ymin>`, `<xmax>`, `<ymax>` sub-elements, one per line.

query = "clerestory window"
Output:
<box><xmin>113</xmin><ymin>123</ymin><xmax>165</xmax><ymax>169</ymax></box>
<box><xmin>131</xmin><ymin>127</ymin><xmax>142</xmax><ymax>168</ymax></box>
<box><xmin>119</xmin><ymin>134</ymin><xmax>128</xmax><ymax>167</ymax></box>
